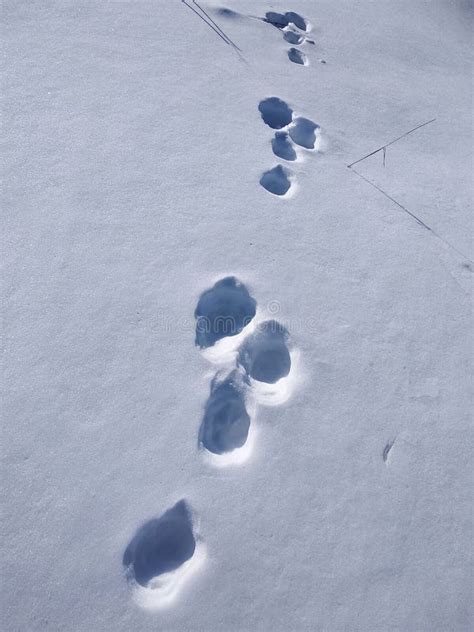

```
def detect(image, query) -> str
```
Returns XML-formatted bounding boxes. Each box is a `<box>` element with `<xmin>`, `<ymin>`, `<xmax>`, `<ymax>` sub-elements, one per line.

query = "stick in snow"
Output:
<box><xmin>347</xmin><ymin>118</ymin><xmax>436</xmax><ymax>169</ymax></box>
<box><xmin>181</xmin><ymin>0</ymin><xmax>243</xmax><ymax>57</ymax></box>
<box><xmin>349</xmin><ymin>167</ymin><xmax>473</xmax><ymax>263</ymax></box>
<box><xmin>192</xmin><ymin>0</ymin><xmax>242</xmax><ymax>51</ymax></box>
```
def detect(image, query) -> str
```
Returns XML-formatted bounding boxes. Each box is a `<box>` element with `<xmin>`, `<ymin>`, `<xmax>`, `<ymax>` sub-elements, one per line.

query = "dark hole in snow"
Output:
<box><xmin>272</xmin><ymin>132</ymin><xmax>297</xmax><ymax>161</ymax></box>
<box><xmin>123</xmin><ymin>501</ymin><xmax>195</xmax><ymax>587</ymax></box>
<box><xmin>258</xmin><ymin>97</ymin><xmax>293</xmax><ymax>129</ymax></box>
<box><xmin>264</xmin><ymin>11</ymin><xmax>288</xmax><ymax>29</ymax></box>
<box><xmin>260</xmin><ymin>166</ymin><xmax>292</xmax><ymax>196</ymax></box>
<box><xmin>283</xmin><ymin>30</ymin><xmax>304</xmax><ymax>44</ymax></box>
<box><xmin>285</xmin><ymin>11</ymin><xmax>308</xmax><ymax>32</ymax></box>
<box><xmin>289</xmin><ymin>117</ymin><xmax>320</xmax><ymax>149</ymax></box>
<box><xmin>239</xmin><ymin>320</ymin><xmax>291</xmax><ymax>383</ymax></box>
<box><xmin>195</xmin><ymin>277</ymin><xmax>256</xmax><ymax>348</ymax></box>
<box><xmin>264</xmin><ymin>11</ymin><xmax>308</xmax><ymax>32</ymax></box>
<box><xmin>288</xmin><ymin>48</ymin><xmax>307</xmax><ymax>65</ymax></box>
<box><xmin>199</xmin><ymin>371</ymin><xmax>250</xmax><ymax>454</ymax></box>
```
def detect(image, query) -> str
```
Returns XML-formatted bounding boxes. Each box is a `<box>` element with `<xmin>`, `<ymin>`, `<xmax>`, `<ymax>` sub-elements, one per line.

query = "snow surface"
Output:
<box><xmin>2</xmin><ymin>0</ymin><xmax>472</xmax><ymax>630</ymax></box>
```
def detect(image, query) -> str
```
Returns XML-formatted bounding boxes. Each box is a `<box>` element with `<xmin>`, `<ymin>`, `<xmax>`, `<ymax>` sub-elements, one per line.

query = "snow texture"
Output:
<box><xmin>2</xmin><ymin>0</ymin><xmax>473</xmax><ymax>631</ymax></box>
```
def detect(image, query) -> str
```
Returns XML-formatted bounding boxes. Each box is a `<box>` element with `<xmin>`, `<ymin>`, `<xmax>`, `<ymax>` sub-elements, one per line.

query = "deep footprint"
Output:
<box><xmin>260</xmin><ymin>165</ymin><xmax>292</xmax><ymax>196</ymax></box>
<box><xmin>239</xmin><ymin>320</ymin><xmax>291</xmax><ymax>384</ymax></box>
<box><xmin>195</xmin><ymin>277</ymin><xmax>257</xmax><ymax>348</ymax></box>
<box><xmin>264</xmin><ymin>11</ymin><xmax>289</xmax><ymax>29</ymax></box>
<box><xmin>283</xmin><ymin>30</ymin><xmax>304</xmax><ymax>44</ymax></box>
<box><xmin>264</xmin><ymin>11</ymin><xmax>308</xmax><ymax>32</ymax></box>
<box><xmin>199</xmin><ymin>370</ymin><xmax>250</xmax><ymax>455</ymax></box>
<box><xmin>258</xmin><ymin>97</ymin><xmax>293</xmax><ymax>129</ymax></box>
<box><xmin>123</xmin><ymin>501</ymin><xmax>196</xmax><ymax>588</ymax></box>
<box><xmin>289</xmin><ymin>117</ymin><xmax>320</xmax><ymax>149</ymax></box>
<box><xmin>285</xmin><ymin>11</ymin><xmax>309</xmax><ymax>31</ymax></box>
<box><xmin>288</xmin><ymin>48</ymin><xmax>308</xmax><ymax>65</ymax></box>
<box><xmin>272</xmin><ymin>132</ymin><xmax>297</xmax><ymax>161</ymax></box>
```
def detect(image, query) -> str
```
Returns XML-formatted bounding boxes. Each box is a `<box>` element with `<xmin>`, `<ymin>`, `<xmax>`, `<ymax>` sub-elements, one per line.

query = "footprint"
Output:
<box><xmin>264</xmin><ymin>11</ymin><xmax>289</xmax><ymax>29</ymax></box>
<box><xmin>238</xmin><ymin>320</ymin><xmax>291</xmax><ymax>384</ymax></box>
<box><xmin>288</xmin><ymin>48</ymin><xmax>308</xmax><ymax>65</ymax></box>
<box><xmin>285</xmin><ymin>11</ymin><xmax>309</xmax><ymax>32</ymax></box>
<box><xmin>258</xmin><ymin>97</ymin><xmax>293</xmax><ymax>129</ymax></box>
<box><xmin>260</xmin><ymin>165</ymin><xmax>292</xmax><ymax>196</ymax></box>
<box><xmin>283</xmin><ymin>30</ymin><xmax>304</xmax><ymax>45</ymax></box>
<box><xmin>289</xmin><ymin>117</ymin><xmax>320</xmax><ymax>149</ymax></box>
<box><xmin>216</xmin><ymin>7</ymin><xmax>239</xmax><ymax>19</ymax></box>
<box><xmin>123</xmin><ymin>501</ymin><xmax>203</xmax><ymax>609</ymax></box>
<box><xmin>199</xmin><ymin>369</ymin><xmax>250</xmax><ymax>455</ymax></box>
<box><xmin>195</xmin><ymin>277</ymin><xmax>257</xmax><ymax>349</ymax></box>
<box><xmin>264</xmin><ymin>11</ymin><xmax>309</xmax><ymax>32</ymax></box>
<box><xmin>272</xmin><ymin>131</ymin><xmax>297</xmax><ymax>161</ymax></box>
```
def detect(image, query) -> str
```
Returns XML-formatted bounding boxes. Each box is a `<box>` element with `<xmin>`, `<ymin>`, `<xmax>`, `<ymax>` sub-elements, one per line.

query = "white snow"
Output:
<box><xmin>2</xmin><ymin>0</ymin><xmax>472</xmax><ymax>630</ymax></box>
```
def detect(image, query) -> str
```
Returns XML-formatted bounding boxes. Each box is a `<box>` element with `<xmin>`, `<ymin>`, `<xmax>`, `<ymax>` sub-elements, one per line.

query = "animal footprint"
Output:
<box><xmin>239</xmin><ymin>321</ymin><xmax>291</xmax><ymax>384</ymax></box>
<box><xmin>289</xmin><ymin>117</ymin><xmax>320</xmax><ymax>149</ymax></box>
<box><xmin>218</xmin><ymin>7</ymin><xmax>316</xmax><ymax>63</ymax></box>
<box><xmin>199</xmin><ymin>369</ymin><xmax>251</xmax><ymax>460</ymax></box>
<box><xmin>260</xmin><ymin>165</ymin><xmax>293</xmax><ymax>196</ymax></box>
<box><xmin>283</xmin><ymin>30</ymin><xmax>304</xmax><ymax>45</ymax></box>
<box><xmin>258</xmin><ymin>96</ymin><xmax>293</xmax><ymax>129</ymax></box>
<box><xmin>264</xmin><ymin>11</ymin><xmax>309</xmax><ymax>32</ymax></box>
<box><xmin>195</xmin><ymin>276</ymin><xmax>256</xmax><ymax>350</ymax></box>
<box><xmin>239</xmin><ymin>320</ymin><xmax>295</xmax><ymax>406</ymax></box>
<box><xmin>262</xmin><ymin>10</ymin><xmax>312</xmax><ymax>64</ymax></box>
<box><xmin>123</xmin><ymin>500</ymin><xmax>204</xmax><ymax>609</ymax></box>
<box><xmin>195</xmin><ymin>276</ymin><xmax>297</xmax><ymax>459</ymax></box>
<box><xmin>272</xmin><ymin>131</ymin><xmax>297</xmax><ymax>161</ymax></box>
<box><xmin>258</xmin><ymin>98</ymin><xmax>320</xmax><ymax>195</ymax></box>
<box><xmin>288</xmin><ymin>48</ymin><xmax>308</xmax><ymax>65</ymax></box>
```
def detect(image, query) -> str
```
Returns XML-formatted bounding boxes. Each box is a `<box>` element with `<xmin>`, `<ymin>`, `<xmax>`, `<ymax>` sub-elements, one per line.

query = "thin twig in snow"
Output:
<box><xmin>181</xmin><ymin>0</ymin><xmax>244</xmax><ymax>59</ymax></box>
<box><xmin>348</xmin><ymin>167</ymin><xmax>473</xmax><ymax>263</ymax></box>
<box><xmin>192</xmin><ymin>0</ymin><xmax>242</xmax><ymax>51</ymax></box>
<box><xmin>347</xmin><ymin>118</ymin><xmax>436</xmax><ymax>168</ymax></box>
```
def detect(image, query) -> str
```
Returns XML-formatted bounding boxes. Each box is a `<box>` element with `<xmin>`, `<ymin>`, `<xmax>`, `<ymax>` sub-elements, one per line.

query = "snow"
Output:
<box><xmin>2</xmin><ymin>0</ymin><xmax>472</xmax><ymax>630</ymax></box>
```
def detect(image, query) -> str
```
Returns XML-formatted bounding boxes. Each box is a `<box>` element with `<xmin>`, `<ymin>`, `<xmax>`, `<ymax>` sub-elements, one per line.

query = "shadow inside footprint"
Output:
<box><xmin>272</xmin><ymin>132</ymin><xmax>297</xmax><ymax>161</ymax></box>
<box><xmin>195</xmin><ymin>277</ymin><xmax>257</xmax><ymax>348</ymax></box>
<box><xmin>288</xmin><ymin>48</ymin><xmax>307</xmax><ymax>65</ymax></box>
<box><xmin>199</xmin><ymin>370</ymin><xmax>250</xmax><ymax>454</ymax></box>
<box><xmin>239</xmin><ymin>320</ymin><xmax>291</xmax><ymax>384</ymax></box>
<box><xmin>283</xmin><ymin>30</ymin><xmax>304</xmax><ymax>44</ymax></box>
<box><xmin>260</xmin><ymin>165</ymin><xmax>292</xmax><ymax>196</ymax></box>
<box><xmin>123</xmin><ymin>501</ymin><xmax>196</xmax><ymax>587</ymax></box>
<box><xmin>289</xmin><ymin>117</ymin><xmax>320</xmax><ymax>149</ymax></box>
<box><xmin>258</xmin><ymin>97</ymin><xmax>293</xmax><ymax>129</ymax></box>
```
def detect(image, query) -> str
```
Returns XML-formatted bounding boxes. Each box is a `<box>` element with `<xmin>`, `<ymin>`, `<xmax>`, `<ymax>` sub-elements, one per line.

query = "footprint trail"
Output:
<box><xmin>258</xmin><ymin>98</ymin><xmax>320</xmax><ymax>195</ymax></box>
